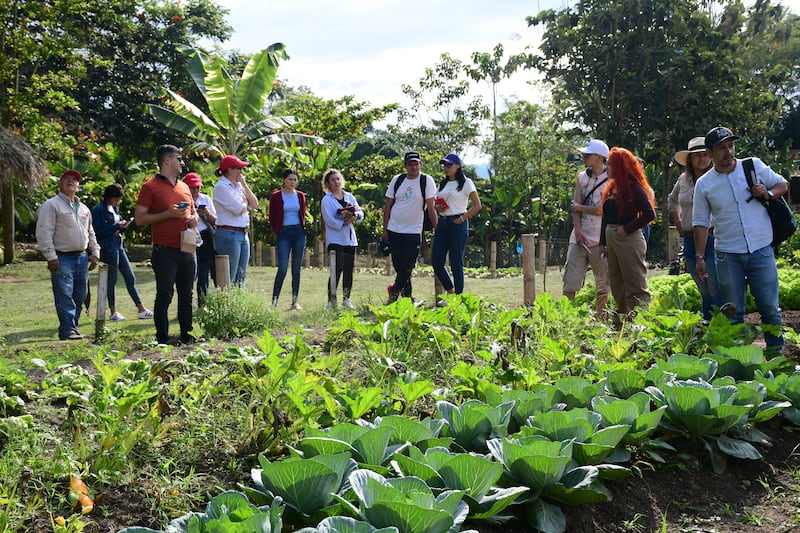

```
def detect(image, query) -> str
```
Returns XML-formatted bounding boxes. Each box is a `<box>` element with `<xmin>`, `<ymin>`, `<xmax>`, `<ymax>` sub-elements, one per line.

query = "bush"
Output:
<box><xmin>196</xmin><ymin>288</ymin><xmax>279</xmax><ymax>339</ymax></box>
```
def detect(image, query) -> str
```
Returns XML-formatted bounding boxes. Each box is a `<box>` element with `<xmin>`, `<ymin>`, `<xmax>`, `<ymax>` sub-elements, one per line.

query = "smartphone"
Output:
<box><xmin>177</xmin><ymin>201</ymin><xmax>189</xmax><ymax>209</ymax></box>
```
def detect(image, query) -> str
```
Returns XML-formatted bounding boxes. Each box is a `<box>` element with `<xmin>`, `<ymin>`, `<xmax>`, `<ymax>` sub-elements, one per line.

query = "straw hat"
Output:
<box><xmin>673</xmin><ymin>137</ymin><xmax>706</xmax><ymax>166</ymax></box>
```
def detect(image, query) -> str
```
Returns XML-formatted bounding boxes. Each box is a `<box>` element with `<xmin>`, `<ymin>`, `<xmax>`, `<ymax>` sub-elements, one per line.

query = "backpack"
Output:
<box><xmin>392</xmin><ymin>173</ymin><xmax>434</xmax><ymax>232</ymax></box>
<box><xmin>741</xmin><ymin>157</ymin><xmax>797</xmax><ymax>252</ymax></box>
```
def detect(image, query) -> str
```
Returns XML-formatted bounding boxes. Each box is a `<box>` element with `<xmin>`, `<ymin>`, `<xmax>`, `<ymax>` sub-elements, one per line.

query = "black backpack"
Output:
<box><xmin>392</xmin><ymin>173</ymin><xmax>434</xmax><ymax>232</ymax></box>
<box><xmin>742</xmin><ymin>157</ymin><xmax>797</xmax><ymax>252</ymax></box>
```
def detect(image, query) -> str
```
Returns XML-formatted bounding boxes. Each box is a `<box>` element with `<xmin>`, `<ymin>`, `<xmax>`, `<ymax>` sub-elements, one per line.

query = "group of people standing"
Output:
<box><xmin>565</xmin><ymin>126</ymin><xmax>787</xmax><ymax>351</ymax></box>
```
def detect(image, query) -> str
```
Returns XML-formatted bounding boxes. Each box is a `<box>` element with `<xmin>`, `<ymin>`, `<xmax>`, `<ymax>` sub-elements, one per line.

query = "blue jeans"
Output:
<box><xmin>683</xmin><ymin>233</ymin><xmax>723</xmax><ymax>319</ymax></box>
<box><xmin>388</xmin><ymin>231</ymin><xmax>421</xmax><ymax>300</ymax></box>
<box><xmin>151</xmin><ymin>245</ymin><xmax>196</xmax><ymax>343</ymax></box>
<box><xmin>196</xmin><ymin>229</ymin><xmax>216</xmax><ymax>304</ymax></box>
<box><xmin>715</xmin><ymin>245</ymin><xmax>783</xmax><ymax>349</ymax></box>
<box><xmin>432</xmin><ymin>216</ymin><xmax>468</xmax><ymax>293</ymax></box>
<box><xmin>213</xmin><ymin>228</ymin><xmax>249</xmax><ymax>286</ymax></box>
<box><xmin>273</xmin><ymin>225</ymin><xmax>306</xmax><ymax>301</ymax></box>
<box><xmin>51</xmin><ymin>252</ymin><xmax>89</xmax><ymax>339</ymax></box>
<box><xmin>100</xmin><ymin>247</ymin><xmax>143</xmax><ymax>309</ymax></box>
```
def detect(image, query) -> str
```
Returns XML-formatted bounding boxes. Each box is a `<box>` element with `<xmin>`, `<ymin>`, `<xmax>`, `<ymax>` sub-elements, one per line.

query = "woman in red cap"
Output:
<box><xmin>212</xmin><ymin>155</ymin><xmax>258</xmax><ymax>286</ymax></box>
<box><xmin>269</xmin><ymin>169</ymin><xmax>307</xmax><ymax>310</ymax></box>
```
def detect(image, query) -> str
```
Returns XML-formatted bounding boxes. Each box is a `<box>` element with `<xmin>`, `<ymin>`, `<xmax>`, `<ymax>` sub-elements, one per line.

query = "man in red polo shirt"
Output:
<box><xmin>135</xmin><ymin>145</ymin><xmax>198</xmax><ymax>345</ymax></box>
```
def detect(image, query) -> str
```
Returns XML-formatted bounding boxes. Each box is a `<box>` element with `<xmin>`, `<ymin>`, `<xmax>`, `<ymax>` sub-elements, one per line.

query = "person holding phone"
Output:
<box><xmin>213</xmin><ymin>155</ymin><xmax>258</xmax><ymax>287</ymax></box>
<box><xmin>431</xmin><ymin>152</ymin><xmax>481</xmax><ymax>305</ymax></box>
<box><xmin>184</xmin><ymin>172</ymin><xmax>217</xmax><ymax>304</ymax></box>
<box><xmin>92</xmin><ymin>183</ymin><xmax>153</xmax><ymax>321</ymax></box>
<box><xmin>321</xmin><ymin>168</ymin><xmax>364</xmax><ymax>309</ymax></box>
<box><xmin>134</xmin><ymin>144</ymin><xmax>198</xmax><ymax>345</ymax></box>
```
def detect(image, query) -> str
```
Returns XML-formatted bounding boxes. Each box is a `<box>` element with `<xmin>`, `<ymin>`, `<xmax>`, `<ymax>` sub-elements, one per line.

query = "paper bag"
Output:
<box><xmin>180</xmin><ymin>229</ymin><xmax>200</xmax><ymax>253</ymax></box>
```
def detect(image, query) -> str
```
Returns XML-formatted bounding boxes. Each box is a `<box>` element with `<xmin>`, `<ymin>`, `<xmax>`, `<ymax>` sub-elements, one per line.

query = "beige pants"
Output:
<box><xmin>605</xmin><ymin>225</ymin><xmax>649</xmax><ymax>317</ymax></box>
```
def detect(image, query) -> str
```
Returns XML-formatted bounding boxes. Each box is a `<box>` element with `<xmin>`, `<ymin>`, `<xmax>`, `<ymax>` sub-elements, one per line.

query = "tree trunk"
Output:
<box><xmin>2</xmin><ymin>182</ymin><xmax>14</xmax><ymax>264</ymax></box>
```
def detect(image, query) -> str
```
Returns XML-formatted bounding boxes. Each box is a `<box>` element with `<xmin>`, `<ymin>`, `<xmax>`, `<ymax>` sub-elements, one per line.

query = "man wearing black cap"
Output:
<box><xmin>382</xmin><ymin>151</ymin><xmax>438</xmax><ymax>302</ymax></box>
<box><xmin>693</xmin><ymin>126</ymin><xmax>788</xmax><ymax>351</ymax></box>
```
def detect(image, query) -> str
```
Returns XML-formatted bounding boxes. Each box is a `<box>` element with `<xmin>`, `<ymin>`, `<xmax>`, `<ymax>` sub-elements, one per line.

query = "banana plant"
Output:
<box><xmin>148</xmin><ymin>44</ymin><xmax>322</xmax><ymax>158</ymax></box>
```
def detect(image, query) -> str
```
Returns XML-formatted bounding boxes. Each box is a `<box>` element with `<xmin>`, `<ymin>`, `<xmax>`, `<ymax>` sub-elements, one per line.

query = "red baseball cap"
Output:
<box><xmin>183</xmin><ymin>172</ymin><xmax>202</xmax><ymax>187</ymax></box>
<box><xmin>60</xmin><ymin>170</ymin><xmax>82</xmax><ymax>181</ymax></box>
<box><xmin>218</xmin><ymin>155</ymin><xmax>250</xmax><ymax>174</ymax></box>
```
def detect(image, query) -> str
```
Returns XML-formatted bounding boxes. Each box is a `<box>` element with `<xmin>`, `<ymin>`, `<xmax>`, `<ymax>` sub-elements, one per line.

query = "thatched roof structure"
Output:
<box><xmin>0</xmin><ymin>124</ymin><xmax>50</xmax><ymax>187</ymax></box>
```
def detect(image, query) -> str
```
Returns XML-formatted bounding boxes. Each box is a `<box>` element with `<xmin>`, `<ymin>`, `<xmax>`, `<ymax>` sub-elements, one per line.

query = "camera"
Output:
<box><xmin>379</xmin><ymin>238</ymin><xmax>391</xmax><ymax>256</ymax></box>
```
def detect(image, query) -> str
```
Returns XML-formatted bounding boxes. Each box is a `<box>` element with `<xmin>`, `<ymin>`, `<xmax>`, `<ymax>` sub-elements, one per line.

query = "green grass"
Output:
<box><xmin>0</xmin><ymin>256</ymin><xmax>577</xmax><ymax>348</ymax></box>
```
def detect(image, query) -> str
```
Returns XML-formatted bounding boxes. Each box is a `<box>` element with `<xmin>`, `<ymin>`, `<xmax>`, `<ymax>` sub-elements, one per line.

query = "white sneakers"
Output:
<box><xmin>110</xmin><ymin>312</ymin><xmax>126</xmax><ymax>321</ymax></box>
<box><xmin>137</xmin><ymin>309</ymin><xmax>154</xmax><ymax>319</ymax></box>
<box><xmin>341</xmin><ymin>299</ymin><xmax>355</xmax><ymax>309</ymax></box>
<box><xmin>290</xmin><ymin>302</ymin><xmax>303</xmax><ymax>310</ymax></box>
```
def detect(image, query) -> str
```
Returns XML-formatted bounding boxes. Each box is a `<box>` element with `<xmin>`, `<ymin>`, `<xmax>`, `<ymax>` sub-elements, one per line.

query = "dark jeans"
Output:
<box><xmin>273</xmin><ymin>224</ymin><xmax>306</xmax><ymax>301</ymax></box>
<box><xmin>151</xmin><ymin>245</ymin><xmax>196</xmax><ymax>343</ymax></box>
<box><xmin>100</xmin><ymin>246</ymin><xmax>143</xmax><ymax>309</ymax></box>
<box><xmin>51</xmin><ymin>252</ymin><xmax>88</xmax><ymax>339</ymax></box>
<box><xmin>388</xmin><ymin>231</ymin><xmax>421</xmax><ymax>300</ymax></box>
<box><xmin>327</xmin><ymin>243</ymin><xmax>356</xmax><ymax>300</ymax></box>
<box><xmin>196</xmin><ymin>229</ymin><xmax>216</xmax><ymax>304</ymax></box>
<box><xmin>432</xmin><ymin>216</ymin><xmax>468</xmax><ymax>293</ymax></box>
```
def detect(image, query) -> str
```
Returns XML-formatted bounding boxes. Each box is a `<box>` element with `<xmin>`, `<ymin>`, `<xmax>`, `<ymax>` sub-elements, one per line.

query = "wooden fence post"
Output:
<box><xmin>329</xmin><ymin>250</ymin><xmax>337</xmax><ymax>307</ymax></box>
<box><xmin>215</xmin><ymin>255</ymin><xmax>230</xmax><ymax>289</ymax></box>
<box><xmin>490</xmin><ymin>240</ymin><xmax>497</xmax><ymax>278</ymax></box>
<box><xmin>94</xmin><ymin>263</ymin><xmax>108</xmax><ymax>340</ymax></box>
<box><xmin>522</xmin><ymin>234</ymin><xmax>536</xmax><ymax>306</ymax></box>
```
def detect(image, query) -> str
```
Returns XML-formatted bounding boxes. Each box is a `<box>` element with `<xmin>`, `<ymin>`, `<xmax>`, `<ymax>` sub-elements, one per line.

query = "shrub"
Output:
<box><xmin>195</xmin><ymin>287</ymin><xmax>279</xmax><ymax>339</ymax></box>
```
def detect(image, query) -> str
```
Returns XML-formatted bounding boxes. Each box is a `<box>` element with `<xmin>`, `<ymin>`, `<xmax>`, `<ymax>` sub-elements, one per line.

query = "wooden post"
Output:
<box><xmin>434</xmin><ymin>274</ymin><xmax>444</xmax><ymax>304</ymax></box>
<box><xmin>668</xmin><ymin>225</ymin><xmax>680</xmax><ymax>262</ymax></box>
<box><xmin>255</xmin><ymin>241</ymin><xmax>262</xmax><ymax>267</ymax></box>
<box><xmin>522</xmin><ymin>234</ymin><xmax>536</xmax><ymax>306</ymax></box>
<box><xmin>539</xmin><ymin>238</ymin><xmax>547</xmax><ymax>292</ymax></box>
<box><xmin>269</xmin><ymin>246</ymin><xmax>276</xmax><ymax>267</ymax></box>
<box><xmin>94</xmin><ymin>263</ymin><xmax>108</xmax><ymax>341</ymax></box>
<box><xmin>316</xmin><ymin>240</ymin><xmax>325</xmax><ymax>267</ymax></box>
<box><xmin>329</xmin><ymin>250</ymin><xmax>337</xmax><ymax>307</ymax></box>
<box><xmin>384</xmin><ymin>254</ymin><xmax>392</xmax><ymax>276</ymax></box>
<box><xmin>490</xmin><ymin>240</ymin><xmax>497</xmax><ymax>278</ymax></box>
<box><xmin>215</xmin><ymin>255</ymin><xmax>231</xmax><ymax>289</ymax></box>
<box><xmin>304</xmin><ymin>248</ymin><xmax>311</xmax><ymax>268</ymax></box>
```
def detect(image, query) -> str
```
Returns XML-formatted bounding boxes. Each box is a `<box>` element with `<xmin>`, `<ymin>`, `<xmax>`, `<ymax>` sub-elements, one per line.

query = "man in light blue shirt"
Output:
<box><xmin>693</xmin><ymin>126</ymin><xmax>788</xmax><ymax>351</ymax></box>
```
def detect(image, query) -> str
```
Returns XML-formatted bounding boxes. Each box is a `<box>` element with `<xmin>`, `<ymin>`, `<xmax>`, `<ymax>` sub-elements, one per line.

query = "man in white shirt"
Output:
<box><xmin>693</xmin><ymin>126</ymin><xmax>788</xmax><ymax>352</ymax></box>
<box><xmin>382</xmin><ymin>151</ymin><xmax>437</xmax><ymax>303</ymax></box>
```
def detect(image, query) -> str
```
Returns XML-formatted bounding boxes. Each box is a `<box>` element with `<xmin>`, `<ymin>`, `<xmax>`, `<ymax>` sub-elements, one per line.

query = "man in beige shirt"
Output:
<box><xmin>35</xmin><ymin>170</ymin><xmax>100</xmax><ymax>340</ymax></box>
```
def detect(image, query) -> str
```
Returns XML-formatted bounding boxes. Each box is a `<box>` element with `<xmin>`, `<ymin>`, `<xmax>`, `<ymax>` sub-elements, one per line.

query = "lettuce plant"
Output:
<box><xmin>590</xmin><ymin>393</ymin><xmax>667</xmax><ymax>446</ymax></box>
<box><xmin>436</xmin><ymin>399</ymin><xmax>513</xmax><ymax>452</ymax></box>
<box><xmin>333</xmin><ymin>469</ymin><xmax>473</xmax><ymax>533</ymax></box>
<box><xmin>117</xmin><ymin>490</ymin><xmax>284</xmax><ymax>532</ymax></box>
<box><xmin>390</xmin><ymin>445</ymin><xmax>528</xmax><ymax>519</ymax></box>
<box><xmin>753</xmin><ymin>370</ymin><xmax>800</xmax><ymax>425</ymax></box>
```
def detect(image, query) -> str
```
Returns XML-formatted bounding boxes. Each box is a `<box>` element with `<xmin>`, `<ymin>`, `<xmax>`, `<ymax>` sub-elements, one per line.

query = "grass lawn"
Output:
<box><xmin>0</xmin><ymin>253</ymin><xmax>583</xmax><ymax>347</ymax></box>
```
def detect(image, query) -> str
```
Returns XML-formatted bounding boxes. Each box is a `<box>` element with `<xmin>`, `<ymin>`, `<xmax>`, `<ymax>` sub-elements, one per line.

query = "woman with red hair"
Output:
<box><xmin>600</xmin><ymin>147</ymin><xmax>656</xmax><ymax>323</ymax></box>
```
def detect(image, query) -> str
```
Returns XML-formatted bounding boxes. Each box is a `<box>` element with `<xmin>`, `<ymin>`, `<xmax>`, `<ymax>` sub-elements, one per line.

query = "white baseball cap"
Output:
<box><xmin>579</xmin><ymin>139</ymin><xmax>610</xmax><ymax>159</ymax></box>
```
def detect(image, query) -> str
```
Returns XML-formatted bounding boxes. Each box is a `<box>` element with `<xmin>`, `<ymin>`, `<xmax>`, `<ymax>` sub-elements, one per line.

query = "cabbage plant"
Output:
<box><xmin>297</xmin><ymin>516</ymin><xmax>399</xmax><ymax>533</ymax></box>
<box><xmin>436</xmin><ymin>399</ymin><xmax>513</xmax><ymax>452</ymax></box>
<box><xmin>646</xmin><ymin>379</ymin><xmax>760</xmax><ymax>473</ymax></box>
<box><xmin>390</xmin><ymin>445</ymin><xmax>528</xmax><ymax>519</ymax></box>
<box><xmin>333</xmin><ymin>469</ymin><xmax>474</xmax><ymax>533</ymax></box>
<box><xmin>245</xmin><ymin>452</ymin><xmax>356</xmax><ymax>525</ymax></box>
<box><xmin>117</xmin><ymin>490</ymin><xmax>284</xmax><ymax>532</ymax></box>
<box><xmin>296</xmin><ymin>423</ymin><xmax>410</xmax><ymax>470</ymax></box>
<box><xmin>754</xmin><ymin>370</ymin><xmax>800</xmax><ymax>425</ymax></box>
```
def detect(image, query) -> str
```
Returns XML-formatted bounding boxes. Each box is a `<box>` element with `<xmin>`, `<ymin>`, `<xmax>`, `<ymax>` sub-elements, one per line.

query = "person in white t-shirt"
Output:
<box><xmin>382</xmin><ymin>151</ymin><xmax>437</xmax><ymax>303</ymax></box>
<box><xmin>431</xmin><ymin>152</ymin><xmax>481</xmax><ymax>305</ymax></box>
<box><xmin>563</xmin><ymin>139</ymin><xmax>610</xmax><ymax>320</ymax></box>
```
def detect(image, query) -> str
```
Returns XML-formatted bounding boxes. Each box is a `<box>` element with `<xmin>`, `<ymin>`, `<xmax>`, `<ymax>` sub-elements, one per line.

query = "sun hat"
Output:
<box><xmin>60</xmin><ymin>170</ymin><xmax>82</xmax><ymax>181</ymax></box>
<box><xmin>439</xmin><ymin>152</ymin><xmax>462</xmax><ymax>166</ymax></box>
<box><xmin>673</xmin><ymin>137</ymin><xmax>707</xmax><ymax>166</ymax></box>
<box><xmin>578</xmin><ymin>139</ymin><xmax>610</xmax><ymax>159</ymax></box>
<box><xmin>183</xmin><ymin>172</ymin><xmax>202</xmax><ymax>187</ymax></box>
<box><xmin>216</xmin><ymin>155</ymin><xmax>249</xmax><ymax>176</ymax></box>
<box><xmin>704</xmin><ymin>126</ymin><xmax>739</xmax><ymax>150</ymax></box>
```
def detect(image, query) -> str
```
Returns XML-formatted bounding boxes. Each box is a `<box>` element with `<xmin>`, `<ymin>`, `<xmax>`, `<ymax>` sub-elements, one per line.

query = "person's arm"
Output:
<box><xmin>667</xmin><ymin>178</ymin><xmax>683</xmax><ymax>234</ymax></box>
<box><xmin>134</xmin><ymin>203</ymin><xmax>186</xmax><ymax>226</ymax></box>
<box><xmin>426</xmin><ymin>196</ymin><xmax>438</xmax><ymax>230</ymax></box>
<box><xmin>241</xmin><ymin>178</ymin><xmax>258</xmax><ymax>210</ymax></box>
<box><xmin>457</xmin><ymin>190</ymin><xmax>482</xmax><ymax>224</ymax></box>
<box><xmin>35</xmin><ymin>202</ymin><xmax>59</xmax><ymax>270</ymax></box>
<box><xmin>86</xmin><ymin>210</ymin><xmax>100</xmax><ymax>270</ymax></box>
<box><xmin>569</xmin><ymin>177</ymin><xmax>586</xmax><ymax>244</ymax></box>
<box><xmin>620</xmin><ymin>185</ymin><xmax>656</xmax><ymax>235</ymax></box>
<box><xmin>693</xmin><ymin>225</ymin><xmax>710</xmax><ymax>281</ymax></box>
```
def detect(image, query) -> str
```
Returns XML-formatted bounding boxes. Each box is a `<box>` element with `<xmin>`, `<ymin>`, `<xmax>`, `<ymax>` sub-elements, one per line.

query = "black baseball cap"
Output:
<box><xmin>705</xmin><ymin>126</ymin><xmax>739</xmax><ymax>149</ymax></box>
<box><xmin>404</xmin><ymin>151</ymin><xmax>422</xmax><ymax>163</ymax></box>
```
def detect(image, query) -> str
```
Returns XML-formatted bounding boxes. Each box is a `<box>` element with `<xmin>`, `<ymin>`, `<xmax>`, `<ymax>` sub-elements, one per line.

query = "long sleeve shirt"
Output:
<box><xmin>322</xmin><ymin>191</ymin><xmax>364</xmax><ymax>247</ymax></box>
<box><xmin>36</xmin><ymin>192</ymin><xmax>100</xmax><ymax>261</ymax></box>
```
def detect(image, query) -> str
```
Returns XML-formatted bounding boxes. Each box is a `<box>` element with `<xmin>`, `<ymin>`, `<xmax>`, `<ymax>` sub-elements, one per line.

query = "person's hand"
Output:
<box><xmin>187</xmin><ymin>215</ymin><xmax>199</xmax><ymax>229</ymax></box>
<box><xmin>88</xmin><ymin>256</ymin><xmax>99</xmax><ymax>271</ymax></box>
<box><xmin>695</xmin><ymin>257</ymin><xmax>708</xmax><ymax>280</ymax></box>
<box><xmin>674</xmin><ymin>220</ymin><xmax>683</xmax><ymax>236</ymax></box>
<box><xmin>47</xmin><ymin>259</ymin><xmax>59</xmax><ymax>273</ymax></box>
<box><xmin>570</xmin><ymin>201</ymin><xmax>582</xmax><ymax>213</ymax></box>
<box><xmin>574</xmin><ymin>230</ymin><xmax>586</xmax><ymax>246</ymax></box>
<box><xmin>171</xmin><ymin>204</ymin><xmax>189</xmax><ymax>218</ymax></box>
<box><xmin>615</xmin><ymin>226</ymin><xmax>626</xmax><ymax>237</ymax></box>
<box><xmin>119</xmin><ymin>219</ymin><xmax>129</xmax><ymax>229</ymax></box>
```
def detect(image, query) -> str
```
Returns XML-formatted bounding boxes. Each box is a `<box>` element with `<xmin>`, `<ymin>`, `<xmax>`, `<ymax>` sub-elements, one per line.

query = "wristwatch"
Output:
<box><xmin>767</xmin><ymin>190</ymin><xmax>775</xmax><ymax>199</ymax></box>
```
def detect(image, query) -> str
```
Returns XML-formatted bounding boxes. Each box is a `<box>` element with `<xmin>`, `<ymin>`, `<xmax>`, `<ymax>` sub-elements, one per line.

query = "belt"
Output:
<box><xmin>218</xmin><ymin>225</ymin><xmax>248</xmax><ymax>232</ymax></box>
<box><xmin>439</xmin><ymin>213</ymin><xmax>465</xmax><ymax>220</ymax></box>
<box><xmin>56</xmin><ymin>250</ymin><xmax>85</xmax><ymax>256</ymax></box>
